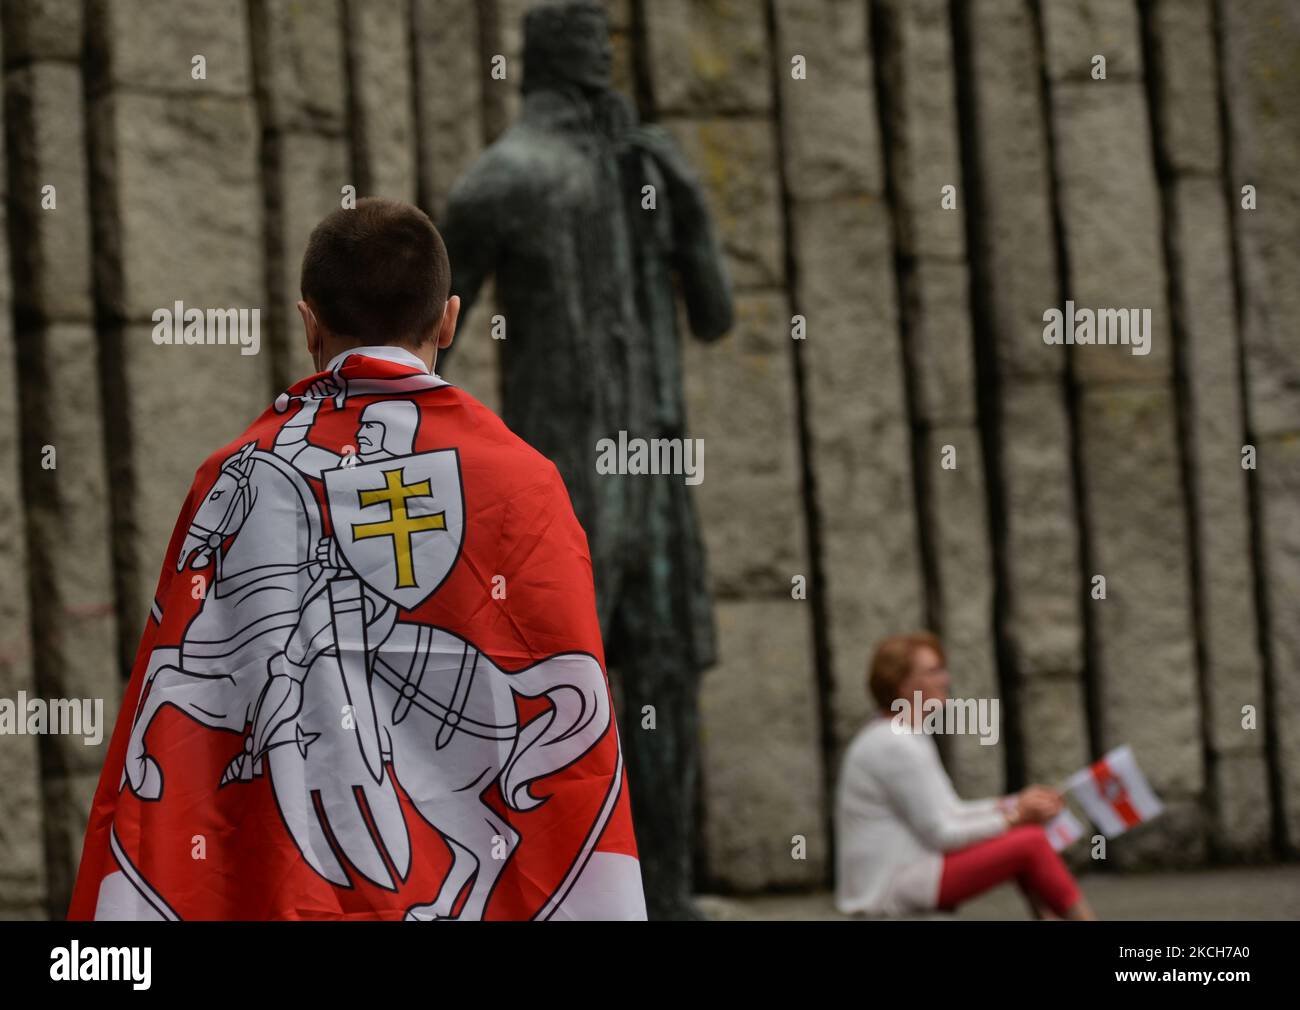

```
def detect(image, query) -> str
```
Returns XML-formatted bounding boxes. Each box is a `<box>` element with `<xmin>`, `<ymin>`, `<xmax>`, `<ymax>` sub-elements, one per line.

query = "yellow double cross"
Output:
<box><xmin>352</xmin><ymin>468</ymin><xmax>447</xmax><ymax>588</ymax></box>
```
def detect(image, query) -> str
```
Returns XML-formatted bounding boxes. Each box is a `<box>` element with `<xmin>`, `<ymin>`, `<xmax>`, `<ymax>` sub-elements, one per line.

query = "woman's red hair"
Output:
<box><xmin>867</xmin><ymin>631</ymin><xmax>946</xmax><ymax>710</ymax></box>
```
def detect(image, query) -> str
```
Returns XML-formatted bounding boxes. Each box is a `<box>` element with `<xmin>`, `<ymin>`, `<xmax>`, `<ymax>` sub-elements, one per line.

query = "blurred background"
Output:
<box><xmin>0</xmin><ymin>0</ymin><xmax>1297</xmax><ymax>919</ymax></box>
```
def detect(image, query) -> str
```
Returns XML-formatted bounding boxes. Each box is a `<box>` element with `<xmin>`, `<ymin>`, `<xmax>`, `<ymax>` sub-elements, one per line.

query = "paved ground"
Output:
<box><xmin>697</xmin><ymin>865</ymin><xmax>1300</xmax><ymax>920</ymax></box>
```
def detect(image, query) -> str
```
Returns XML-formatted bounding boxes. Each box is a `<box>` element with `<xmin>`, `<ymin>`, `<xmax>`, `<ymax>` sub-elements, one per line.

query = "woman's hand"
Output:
<box><xmin>1008</xmin><ymin>786</ymin><xmax>1064</xmax><ymax>826</ymax></box>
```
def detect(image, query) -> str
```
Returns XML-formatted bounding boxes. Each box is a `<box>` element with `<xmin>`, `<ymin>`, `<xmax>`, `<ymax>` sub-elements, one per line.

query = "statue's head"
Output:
<box><xmin>522</xmin><ymin>1</ymin><xmax>612</xmax><ymax>94</ymax></box>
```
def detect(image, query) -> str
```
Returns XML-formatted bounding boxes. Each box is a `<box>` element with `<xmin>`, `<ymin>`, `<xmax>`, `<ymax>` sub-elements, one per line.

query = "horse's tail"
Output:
<box><xmin>498</xmin><ymin>653</ymin><xmax>611</xmax><ymax>813</ymax></box>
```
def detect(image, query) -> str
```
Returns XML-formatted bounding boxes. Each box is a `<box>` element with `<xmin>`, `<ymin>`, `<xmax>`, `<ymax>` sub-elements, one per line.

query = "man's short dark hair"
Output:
<box><xmin>300</xmin><ymin>198</ymin><xmax>450</xmax><ymax>346</ymax></box>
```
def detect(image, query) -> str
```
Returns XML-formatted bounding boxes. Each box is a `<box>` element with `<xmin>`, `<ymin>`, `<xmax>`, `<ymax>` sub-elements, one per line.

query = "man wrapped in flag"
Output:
<box><xmin>69</xmin><ymin>198</ymin><xmax>645</xmax><ymax>920</ymax></box>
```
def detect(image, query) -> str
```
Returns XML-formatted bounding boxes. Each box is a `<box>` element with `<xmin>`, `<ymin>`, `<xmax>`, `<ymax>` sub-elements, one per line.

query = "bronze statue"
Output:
<box><xmin>440</xmin><ymin>0</ymin><xmax>733</xmax><ymax>919</ymax></box>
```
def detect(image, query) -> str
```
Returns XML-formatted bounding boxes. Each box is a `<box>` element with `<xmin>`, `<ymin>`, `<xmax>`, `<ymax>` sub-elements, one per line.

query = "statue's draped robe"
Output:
<box><xmin>441</xmin><ymin>87</ymin><xmax>717</xmax><ymax>675</ymax></box>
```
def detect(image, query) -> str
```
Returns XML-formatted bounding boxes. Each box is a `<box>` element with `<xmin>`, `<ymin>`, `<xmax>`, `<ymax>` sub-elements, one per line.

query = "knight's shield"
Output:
<box><xmin>324</xmin><ymin>449</ymin><xmax>464</xmax><ymax>609</ymax></box>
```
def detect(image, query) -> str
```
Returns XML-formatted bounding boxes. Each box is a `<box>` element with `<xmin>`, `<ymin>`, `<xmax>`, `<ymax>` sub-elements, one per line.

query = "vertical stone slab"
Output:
<box><xmin>962</xmin><ymin>0</ymin><xmax>1088</xmax><ymax>784</ymax></box>
<box><xmin>272</xmin><ymin>132</ymin><xmax>350</xmax><ymax>384</ymax></box>
<box><xmin>643</xmin><ymin>0</ymin><xmax>822</xmax><ymax>890</ymax></box>
<box><xmin>925</xmin><ymin>421</ymin><xmax>1001</xmax><ymax>795</ymax></box>
<box><xmin>493</xmin><ymin>0</ymin><xmax>533</xmax><ymax>129</ymax></box>
<box><xmin>680</xmin><ymin>291</ymin><xmax>808</xmax><ymax>595</ymax></box>
<box><xmin>86</xmin><ymin>0</ymin><xmax>269</xmax><ymax>657</ymax></box>
<box><xmin>1075</xmin><ymin>384</ymin><xmax>1201</xmax><ymax>855</ymax></box>
<box><xmin>1221</xmin><ymin>0</ymin><xmax>1300</xmax><ymax>852</ymax></box>
<box><xmin>1221</xmin><ymin>3</ymin><xmax>1300</xmax><ymax>440</ymax></box>
<box><xmin>343</xmin><ymin>0</ymin><xmax>417</xmax><ymax>201</ymax></box>
<box><xmin>600</xmin><ymin>0</ymin><xmax>635</xmax><ymax>98</ymax></box>
<box><xmin>772</xmin><ymin>0</ymin><xmax>924</xmax><ymax>772</ymax></box>
<box><xmin>997</xmin><ymin>382</ymin><xmax>1089</xmax><ymax>783</ymax></box>
<box><xmin>1149</xmin><ymin>0</ymin><xmax>1269</xmax><ymax>858</ymax></box>
<box><xmin>413</xmin><ymin>0</ymin><xmax>499</xmax><ymax>413</ymax></box>
<box><xmin>1254</xmin><ymin>436</ymin><xmax>1300</xmax><ymax>849</ymax></box>
<box><xmin>251</xmin><ymin>0</ymin><xmax>351</xmax><ymax>385</ymax></box>
<box><xmin>699</xmin><ymin>599</ymin><xmax>825</xmax><ymax>890</ymax></box>
<box><xmin>2</xmin><ymin>0</ymin><xmax>118</xmax><ymax>914</ymax></box>
<box><xmin>413</xmin><ymin>0</ymin><xmax>484</xmax><ymax>220</ymax></box>
<box><xmin>1042</xmin><ymin>0</ymin><xmax>1203</xmax><ymax>862</ymax></box>
<box><xmin>1041</xmin><ymin>0</ymin><xmax>1144</xmax><ymax>82</ymax></box>
<box><xmin>0</xmin><ymin>15</ymin><xmax>46</xmax><ymax>920</ymax></box>
<box><xmin>876</xmin><ymin>0</ymin><xmax>1001</xmax><ymax>796</ymax></box>
<box><xmin>683</xmin><ymin>295</ymin><xmax>826</xmax><ymax>889</ymax></box>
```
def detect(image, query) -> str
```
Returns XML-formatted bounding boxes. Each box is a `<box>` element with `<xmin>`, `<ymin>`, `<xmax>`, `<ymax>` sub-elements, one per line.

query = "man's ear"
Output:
<box><xmin>436</xmin><ymin>295</ymin><xmax>461</xmax><ymax>350</ymax></box>
<box><xmin>297</xmin><ymin>300</ymin><xmax>321</xmax><ymax>367</ymax></box>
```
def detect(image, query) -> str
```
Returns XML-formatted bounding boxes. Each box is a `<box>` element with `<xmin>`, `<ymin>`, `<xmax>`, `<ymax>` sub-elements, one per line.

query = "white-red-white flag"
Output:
<box><xmin>1043</xmin><ymin>808</ymin><xmax>1086</xmax><ymax>851</ymax></box>
<box><xmin>70</xmin><ymin>351</ymin><xmax>645</xmax><ymax>921</ymax></box>
<box><xmin>1065</xmin><ymin>745</ymin><xmax>1163</xmax><ymax>838</ymax></box>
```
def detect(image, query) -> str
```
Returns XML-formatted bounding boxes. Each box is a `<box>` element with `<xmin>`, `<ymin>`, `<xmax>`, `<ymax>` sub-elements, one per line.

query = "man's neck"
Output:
<box><xmin>319</xmin><ymin>339</ymin><xmax>435</xmax><ymax>374</ymax></box>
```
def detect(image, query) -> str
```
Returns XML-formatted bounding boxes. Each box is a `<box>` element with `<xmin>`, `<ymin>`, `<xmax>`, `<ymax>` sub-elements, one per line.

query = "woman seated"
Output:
<box><xmin>835</xmin><ymin>631</ymin><xmax>1096</xmax><ymax>920</ymax></box>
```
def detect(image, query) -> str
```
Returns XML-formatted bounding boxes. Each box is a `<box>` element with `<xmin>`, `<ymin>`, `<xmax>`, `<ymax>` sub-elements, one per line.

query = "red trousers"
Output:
<box><xmin>936</xmin><ymin>825</ymin><xmax>1082</xmax><ymax>917</ymax></box>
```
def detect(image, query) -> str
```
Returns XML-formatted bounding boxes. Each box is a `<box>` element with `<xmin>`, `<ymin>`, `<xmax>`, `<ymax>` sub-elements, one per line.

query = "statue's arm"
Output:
<box><xmin>439</xmin><ymin>175</ymin><xmax>502</xmax><ymax>367</ymax></box>
<box><xmin>632</xmin><ymin>125</ymin><xmax>735</xmax><ymax>342</ymax></box>
<box><xmin>670</xmin><ymin>207</ymin><xmax>734</xmax><ymax>343</ymax></box>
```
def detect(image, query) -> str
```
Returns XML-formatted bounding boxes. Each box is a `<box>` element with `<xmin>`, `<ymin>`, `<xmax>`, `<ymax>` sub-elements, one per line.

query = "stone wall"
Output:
<box><xmin>0</xmin><ymin>0</ymin><xmax>1296</xmax><ymax>916</ymax></box>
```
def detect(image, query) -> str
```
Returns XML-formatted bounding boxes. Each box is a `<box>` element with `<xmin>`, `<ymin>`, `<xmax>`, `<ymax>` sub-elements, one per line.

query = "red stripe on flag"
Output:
<box><xmin>1090</xmin><ymin>758</ymin><xmax>1141</xmax><ymax>827</ymax></box>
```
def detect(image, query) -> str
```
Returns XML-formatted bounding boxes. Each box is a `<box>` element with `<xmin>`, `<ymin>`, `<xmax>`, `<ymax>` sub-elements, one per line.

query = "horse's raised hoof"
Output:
<box><xmin>125</xmin><ymin>755</ymin><xmax>163</xmax><ymax>801</ymax></box>
<box><xmin>403</xmin><ymin>904</ymin><xmax>450</xmax><ymax>921</ymax></box>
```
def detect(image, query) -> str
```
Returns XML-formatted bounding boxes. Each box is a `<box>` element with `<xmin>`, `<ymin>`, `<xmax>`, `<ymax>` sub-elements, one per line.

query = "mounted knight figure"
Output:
<box><xmin>69</xmin><ymin>198</ymin><xmax>646</xmax><ymax>921</ymax></box>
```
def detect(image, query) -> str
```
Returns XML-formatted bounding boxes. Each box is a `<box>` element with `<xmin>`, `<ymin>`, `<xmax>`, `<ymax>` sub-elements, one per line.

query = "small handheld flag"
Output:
<box><xmin>1043</xmin><ymin>808</ymin><xmax>1086</xmax><ymax>851</ymax></box>
<box><xmin>1065</xmin><ymin>744</ymin><xmax>1163</xmax><ymax>838</ymax></box>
